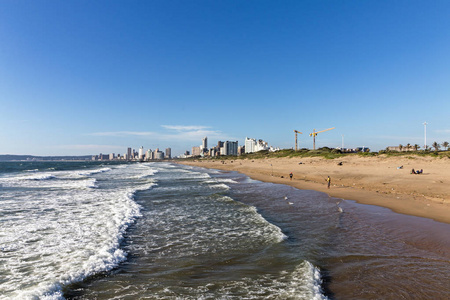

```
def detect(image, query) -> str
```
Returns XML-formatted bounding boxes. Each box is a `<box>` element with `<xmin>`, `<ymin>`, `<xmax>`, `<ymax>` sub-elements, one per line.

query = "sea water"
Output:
<box><xmin>1</xmin><ymin>162</ymin><xmax>449</xmax><ymax>299</ymax></box>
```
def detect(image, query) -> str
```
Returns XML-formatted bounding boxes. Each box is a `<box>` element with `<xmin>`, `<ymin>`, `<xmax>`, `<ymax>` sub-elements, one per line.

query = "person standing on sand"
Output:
<box><xmin>289</xmin><ymin>172</ymin><xmax>293</xmax><ymax>180</ymax></box>
<box><xmin>327</xmin><ymin>176</ymin><xmax>331</xmax><ymax>189</ymax></box>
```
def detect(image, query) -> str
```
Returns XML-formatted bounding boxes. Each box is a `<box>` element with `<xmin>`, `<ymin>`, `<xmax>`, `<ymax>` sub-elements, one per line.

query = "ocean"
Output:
<box><xmin>0</xmin><ymin>161</ymin><xmax>449</xmax><ymax>299</ymax></box>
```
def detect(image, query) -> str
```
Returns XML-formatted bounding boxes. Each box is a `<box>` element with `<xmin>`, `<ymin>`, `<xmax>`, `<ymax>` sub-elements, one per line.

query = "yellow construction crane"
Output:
<box><xmin>294</xmin><ymin>130</ymin><xmax>302</xmax><ymax>151</ymax></box>
<box><xmin>309</xmin><ymin>127</ymin><xmax>335</xmax><ymax>150</ymax></box>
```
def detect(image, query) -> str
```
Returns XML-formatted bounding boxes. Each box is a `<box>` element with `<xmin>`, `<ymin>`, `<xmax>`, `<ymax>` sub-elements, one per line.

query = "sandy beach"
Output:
<box><xmin>179</xmin><ymin>155</ymin><xmax>450</xmax><ymax>224</ymax></box>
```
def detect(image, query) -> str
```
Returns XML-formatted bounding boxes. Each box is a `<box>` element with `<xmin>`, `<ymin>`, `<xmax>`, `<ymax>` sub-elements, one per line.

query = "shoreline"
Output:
<box><xmin>178</xmin><ymin>155</ymin><xmax>450</xmax><ymax>224</ymax></box>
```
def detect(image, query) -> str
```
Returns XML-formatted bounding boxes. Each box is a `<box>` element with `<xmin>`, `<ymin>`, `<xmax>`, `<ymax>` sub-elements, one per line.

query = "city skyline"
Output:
<box><xmin>92</xmin><ymin>145</ymin><xmax>172</xmax><ymax>161</ymax></box>
<box><xmin>1</xmin><ymin>1</ymin><xmax>450</xmax><ymax>156</ymax></box>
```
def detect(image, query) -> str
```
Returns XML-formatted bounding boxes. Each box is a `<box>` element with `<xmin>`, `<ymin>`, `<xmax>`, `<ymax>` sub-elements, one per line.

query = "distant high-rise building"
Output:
<box><xmin>98</xmin><ymin>153</ymin><xmax>109</xmax><ymax>160</ymax></box>
<box><xmin>165</xmin><ymin>148</ymin><xmax>172</xmax><ymax>159</ymax></box>
<box><xmin>109</xmin><ymin>153</ymin><xmax>115</xmax><ymax>160</ymax></box>
<box><xmin>192</xmin><ymin>146</ymin><xmax>201</xmax><ymax>156</ymax></box>
<box><xmin>202</xmin><ymin>137</ymin><xmax>208</xmax><ymax>150</ymax></box>
<box><xmin>154</xmin><ymin>150</ymin><xmax>164</xmax><ymax>160</ymax></box>
<box><xmin>139</xmin><ymin>146</ymin><xmax>144</xmax><ymax>160</ymax></box>
<box><xmin>223</xmin><ymin>141</ymin><xmax>238</xmax><ymax>156</ymax></box>
<box><xmin>238</xmin><ymin>146</ymin><xmax>245</xmax><ymax>155</ymax></box>
<box><xmin>127</xmin><ymin>148</ymin><xmax>132</xmax><ymax>160</ymax></box>
<box><xmin>244</xmin><ymin>137</ymin><xmax>268</xmax><ymax>153</ymax></box>
<box><xmin>145</xmin><ymin>149</ymin><xmax>152</xmax><ymax>160</ymax></box>
<box><xmin>245</xmin><ymin>137</ymin><xmax>256</xmax><ymax>153</ymax></box>
<box><xmin>215</xmin><ymin>141</ymin><xmax>222</xmax><ymax>156</ymax></box>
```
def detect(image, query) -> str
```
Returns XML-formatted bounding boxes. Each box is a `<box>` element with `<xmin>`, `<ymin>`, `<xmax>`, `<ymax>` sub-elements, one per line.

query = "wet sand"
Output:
<box><xmin>179</xmin><ymin>155</ymin><xmax>450</xmax><ymax>224</ymax></box>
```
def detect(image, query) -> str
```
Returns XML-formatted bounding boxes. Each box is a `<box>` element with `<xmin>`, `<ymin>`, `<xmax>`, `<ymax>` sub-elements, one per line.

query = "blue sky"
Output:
<box><xmin>1</xmin><ymin>0</ymin><xmax>450</xmax><ymax>156</ymax></box>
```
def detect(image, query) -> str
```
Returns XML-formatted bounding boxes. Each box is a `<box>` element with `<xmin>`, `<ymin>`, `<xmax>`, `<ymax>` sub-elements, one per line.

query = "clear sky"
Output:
<box><xmin>1</xmin><ymin>0</ymin><xmax>450</xmax><ymax>156</ymax></box>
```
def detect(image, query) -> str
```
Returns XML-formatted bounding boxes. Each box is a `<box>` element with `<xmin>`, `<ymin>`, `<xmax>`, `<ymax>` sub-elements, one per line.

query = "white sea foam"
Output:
<box><xmin>201</xmin><ymin>261</ymin><xmax>327</xmax><ymax>299</ymax></box>
<box><xmin>204</xmin><ymin>178</ymin><xmax>238</xmax><ymax>184</ymax></box>
<box><xmin>208</xmin><ymin>183</ymin><xmax>231</xmax><ymax>190</ymax></box>
<box><xmin>142</xmin><ymin>189</ymin><xmax>288</xmax><ymax>263</ymax></box>
<box><xmin>134</xmin><ymin>168</ymin><xmax>159</xmax><ymax>179</ymax></box>
<box><xmin>76</xmin><ymin>167</ymin><xmax>112</xmax><ymax>176</ymax></box>
<box><xmin>0</xmin><ymin>166</ymin><xmax>117</xmax><ymax>189</ymax></box>
<box><xmin>0</xmin><ymin>164</ymin><xmax>155</xmax><ymax>299</ymax></box>
<box><xmin>179</xmin><ymin>170</ymin><xmax>211</xmax><ymax>179</ymax></box>
<box><xmin>243</xmin><ymin>203</ymin><xmax>288</xmax><ymax>243</ymax></box>
<box><xmin>0</xmin><ymin>174</ymin><xmax>97</xmax><ymax>190</ymax></box>
<box><xmin>151</xmin><ymin>261</ymin><xmax>327</xmax><ymax>299</ymax></box>
<box><xmin>0</xmin><ymin>172</ymin><xmax>56</xmax><ymax>182</ymax></box>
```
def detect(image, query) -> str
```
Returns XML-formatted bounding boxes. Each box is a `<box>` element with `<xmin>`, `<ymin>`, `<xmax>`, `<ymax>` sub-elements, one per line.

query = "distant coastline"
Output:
<box><xmin>0</xmin><ymin>155</ymin><xmax>92</xmax><ymax>162</ymax></box>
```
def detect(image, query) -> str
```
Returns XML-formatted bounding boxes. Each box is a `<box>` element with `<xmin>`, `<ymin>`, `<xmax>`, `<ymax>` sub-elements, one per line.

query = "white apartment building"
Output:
<box><xmin>245</xmin><ymin>137</ymin><xmax>269</xmax><ymax>153</ymax></box>
<box><xmin>245</xmin><ymin>137</ymin><xmax>256</xmax><ymax>153</ymax></box>
<box><xmin>138</xmin><ymin>146</ymin><xmax>144</xmax><ymax>160</ymax></box>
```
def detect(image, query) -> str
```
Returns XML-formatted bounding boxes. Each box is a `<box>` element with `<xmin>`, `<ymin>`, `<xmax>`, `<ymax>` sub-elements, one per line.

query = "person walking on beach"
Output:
<box><xmin>289</xmin><ymin>172</ymin><xmax>293</xmax><ymax>180</ymax></box>
<box><xmin>327</xmin><ymin>176</ymin><xmax>331</xmax><ymax>189</ymax></box>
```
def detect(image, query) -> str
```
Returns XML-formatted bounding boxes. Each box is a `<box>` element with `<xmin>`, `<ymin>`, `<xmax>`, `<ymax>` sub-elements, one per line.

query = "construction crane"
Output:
<box><xmin>309</xmin><ymin>127</ymin><xmax>335</xmax><ymax>150</ymax></box>
<box><xmin>293</xmin><ymin>130</ymin><xmax>302</xmax><ymax>151</ymax></box>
